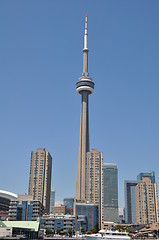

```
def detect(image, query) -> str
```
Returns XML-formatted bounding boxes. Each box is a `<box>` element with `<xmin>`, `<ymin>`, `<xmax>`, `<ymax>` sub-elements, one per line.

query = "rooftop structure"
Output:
<box><xmin>0</xmin><ymin>190</ymin><xmax>17</xmax><ymax>215</ymax></box>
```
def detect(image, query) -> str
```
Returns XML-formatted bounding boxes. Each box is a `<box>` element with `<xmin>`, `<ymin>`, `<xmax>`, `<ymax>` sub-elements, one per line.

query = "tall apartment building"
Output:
<box><xmin>86</xmin><ymin>149</ymin><xmax>103</xmax><ymax>229</ymax></box>
<box><xmin>124</xmin><ymin>180</ymin><xmax>137</xmax><ymax>224</ymax></box>
<box><xmin>28</xmin><ymin>148</ymin><xmax>52</xmax><ymax>213</ymax></box>
<box><xmin>102</xmin><ymin>163</ymin><xmax>119</xmax><ymax>225</ymax></box>
<box><xmin>135</xmin><ymin>172</ymin><xmax>158</xmax><ymax>225</ymax></box>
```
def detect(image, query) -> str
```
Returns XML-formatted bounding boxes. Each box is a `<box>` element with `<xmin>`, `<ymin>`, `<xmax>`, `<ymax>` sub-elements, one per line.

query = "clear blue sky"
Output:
<box><xmin>0</xmin><ymin>1</ymin><xmax>159</xmax><ymax>208</ymax></box>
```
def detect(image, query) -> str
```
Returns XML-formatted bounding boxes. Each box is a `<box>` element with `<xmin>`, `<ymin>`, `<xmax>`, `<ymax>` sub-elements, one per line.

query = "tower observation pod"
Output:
<box><xmin>75</xmin><ymin>14</ymin><xmax>95</xmax><ymax>201</ymax></box>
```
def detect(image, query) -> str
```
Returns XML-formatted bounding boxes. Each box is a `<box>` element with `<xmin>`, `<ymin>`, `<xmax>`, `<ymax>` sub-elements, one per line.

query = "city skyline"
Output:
<box><xmin>0</xmin><ymin>1</ymin><xmax>159</xmax><ymax>208</ymax></box>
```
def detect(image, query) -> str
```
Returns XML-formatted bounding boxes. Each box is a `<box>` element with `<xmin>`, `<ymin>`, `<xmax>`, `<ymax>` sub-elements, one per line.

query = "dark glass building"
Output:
<box><xmin>63</xmin><ymin>198</ymin><xmax>74</xmax><ymax>215</ymax></box>
<box><xmin>124</xmin><ymin>180</ymin><xmax>137</xmax><ymax>224</ymax></box>
<box><xmin>103</xmin><ymin>163</ymin><xmax>118</xmax><ymax>223</ymax></box>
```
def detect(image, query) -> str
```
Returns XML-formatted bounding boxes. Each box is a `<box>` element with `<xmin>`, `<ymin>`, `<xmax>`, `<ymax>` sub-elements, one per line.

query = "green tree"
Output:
<box><xmin>90</xmin><ymin>228</ymin><xmax>98</xmax><ymax>234</ymax></box>
<box><xmin>114</xmin><ymin>225</ymin><xmax>130</xmax><ymax>233</ymax></box>
<box><xmin>56</xmin><ymin>228</ymin><xmax>61</xmax><ymax>235</ymax></box>
<box><xmin>67</xmin><ymin>228</ymin><xmax>73</xmax><ymax>236</ymax></box>
<box><xmin>46</xmin><ymin>228</ymin><xmax>52</xmax><ymax>235</ymax></box>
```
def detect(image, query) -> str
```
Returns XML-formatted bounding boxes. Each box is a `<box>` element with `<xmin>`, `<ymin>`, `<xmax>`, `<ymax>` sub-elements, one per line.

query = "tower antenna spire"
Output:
<box><xmin>83</xmin><ymin>13</ymin><xmax>88</xmax><ymax>76</ymax></box>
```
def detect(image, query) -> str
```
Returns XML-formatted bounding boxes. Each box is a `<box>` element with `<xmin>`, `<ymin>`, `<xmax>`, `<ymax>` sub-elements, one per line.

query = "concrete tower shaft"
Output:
<box><xmin>75</xmin><ymin>15</ymin><xmax>95</xmax><ymax>201</ymax></box>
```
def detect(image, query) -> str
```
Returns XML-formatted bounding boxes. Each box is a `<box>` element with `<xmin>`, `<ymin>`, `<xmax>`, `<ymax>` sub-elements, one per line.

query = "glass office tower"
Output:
<box><xmin>50</xmin><ymin>188</ymin><xmax>55</xmax><ymax>213</ymax></box>
<box><xmin>124</xmin><ymin>180</ymin><xmax>137</xmax><ymax>224</ymax></box>
<box><xmin>103</xmin><ymin>163</ymin><xmax>118</xmax><ymax>223</ymax></box>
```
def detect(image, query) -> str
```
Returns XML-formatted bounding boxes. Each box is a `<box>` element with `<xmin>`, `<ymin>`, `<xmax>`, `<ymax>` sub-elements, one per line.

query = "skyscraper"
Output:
<box><xmin>75</xmin><ymin>15</ymin><xmax>95</xmax><ymax>201</ymax></box>
<box><xmin>86</xmin><ymin>149</ymin><xmax>103</xmax><ymax>229</ymax></box>
<box><xmin>103</xmin><ymin>163</ymin><xmax>119</xmax><ymax>224</ymax></box>
<box><xmin>135</xmin><ymin>172</ymin><xmax>158</xmax><ymax>224</ymax></box>
<box><xmin>50</xmin><ymin>188</ymin><xmax>55</xmax><ymax>213</ymax></box>
<box><xmin>28</xmin><ymin>148</ymin><xmax>52</xmax><ymax>213</ymax></box>
<box><xmin>124</xmin><ymin>180</ymin><xmax>137</xmax><ymax>224</ymax></box>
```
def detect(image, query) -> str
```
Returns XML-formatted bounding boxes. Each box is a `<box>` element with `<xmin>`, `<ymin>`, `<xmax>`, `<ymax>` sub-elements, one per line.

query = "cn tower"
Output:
<box><xmin>75</xmin><ymin>14</ymin><xmax>95</xmax><ymax>201</ymax></box>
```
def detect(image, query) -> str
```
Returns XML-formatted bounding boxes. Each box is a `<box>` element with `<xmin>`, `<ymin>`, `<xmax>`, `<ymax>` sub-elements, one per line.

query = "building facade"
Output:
<box><xmin>124</xmin><ymin>180</ymin><xmax>137</xmax><ymax>224</ymax></box>
<box><xmin>42</xmin><ymin>214</ymin><xmax>75</xmax><ymax>234</ymax></box>
<box><xmin>75</xmin><ymin>203</ymin><xmax>98</xmax><ymax>232</ymax></box>
<box><xmin>135</xmin><ymin>172</ymin><xmax>158</xmax><ymax>225</ymax></box>
<box><xmin>50</xmin><ymin>189</ymin><xmax>55</xmax><ymax>213</ymax></box>
<box><xmin>86</xmin><ymin>149</ymin><xmax>103</xmax><ymax>229</ymax></box>
<box><xmin>0</xmin><ymin>190</ymin><xmax>17</xmax><ymax>220</ymax></box>
<box><xmin>8</xmin><ymin>194</ymin><xmax>44</xmax><ymax>221</ymax></box>
<box><xmin>28</xmin><ymin>148</ymin><xmax>52</xmax><ymax>213</ymax></box>
<box><xmin>102</xmin><ymin>163</ymin><xmax>118</xmax><ymax>224</ymax></box>
<box><xmin>53</xmin><ymin>205</ymin><xmax>66</xmax><ymax>215</ymax></box>
<box><xmin>75</xmin><ymin>15</ymin><xmax>95</xmax><ymax>202</ymax></box>
<box><xmin>63</xmin><ymin>198</ymin><xmax>74</xmax><ymax>215</ymax></box>
<box><xmin>0</xmin><ymin>190</ymin><xmax>17</xmax><ymax>212</ymax></box>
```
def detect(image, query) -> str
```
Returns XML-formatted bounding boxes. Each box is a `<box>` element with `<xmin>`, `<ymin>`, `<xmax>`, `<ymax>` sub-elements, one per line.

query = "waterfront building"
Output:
<box><xmin>0</xmin><ymin>190</ymin><xmax>17</xmax><ymax>220</ymax></box>
<box><xmin>75</xmin><ymin>203</ymin><xmax>98</xmax><ymax>232</ymax></box>
<box><xmin>28</xmin><ymin>148</ymin><xmax>52</xmax><ymax>213</ymax></box>
<box><xmin>102</xmin><ymin>163</ymin><xmax>119</xmax><ymax>224</ymax></box>
<box><xmin>42</xmin><ymin>214</ymin><xmax>75</xmax><ymax>234</ymax></box>
<box><xmin>135</xmin><ymin>171</ymin><xmax>158</xmax><ymax>224</ymax></box>
<box><xmin>86</xmin><ymin>149</ymin><xmax>103</xmax><ymax>229</ymax></box>
<box><xmin>0</xmin><ymin>190</ymin><xmax>17</xmax><ymax>212</ymax></box>
<box><xmin>8</xmin><ymin>194</ymin><xmax>44</xmax><ymax>221</ymax></box>
<box><xmin>124</xmin><ymin>180</ymin><xmax>137</xmax><ymax>224</ymax></box>
<box><xmin>0</xmin><ymin>220</ymin><xmax>39</xmax><ymax>239</ymax></box>
<box><xmin>63</xmin><ymin>198</ymin><xmax>74</xmax><ymax>215</ymax></box>
<box><xmin>50</xmin><ymin>188</ymin><xmax>55</xmax><ymax>213</ymax></box>
<box><xmin>75</xmin><ymin>14</ymin><xmax>95</xmax><ymax>202</ymax></box>
<box><xmin>53</xmin><ymin>204</ymin><xmax>66</xmax><ymax>215</ymax></box>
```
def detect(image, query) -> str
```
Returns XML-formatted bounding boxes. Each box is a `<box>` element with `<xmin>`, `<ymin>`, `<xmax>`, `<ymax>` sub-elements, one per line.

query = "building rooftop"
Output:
<box><xmin>0</xmin><ymin>190</ymin><xmax>17</xmax><ymax>200</ymax></box>
<box><xmin>0</xmin><ymin>220</ymin><xmax>39</xmax><ymax>232</ymax></box>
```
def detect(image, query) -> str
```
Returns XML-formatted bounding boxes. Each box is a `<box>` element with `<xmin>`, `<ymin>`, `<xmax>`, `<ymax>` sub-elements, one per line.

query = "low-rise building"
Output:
<box><xmin>0</xmin><ymin>220</ymin><xmax>39</xmax><ymax>239</ymax></box>
<box><xmin>41</xmin><ymin>214</ymin><xmax>75</xmax><ymax>233</ymax></box>
<box><xmin>0</xmin><ymin>190</ymin><xmax>17</xmax><ymax>220</ymax></box>
<box><xmin>54</xmin><ymin>204</ymin><xmax>66</xmax><ymax>215</ymax></box>
<box><xmin>9</xmin><ymin>194</ymin><xmax>44</xmax><ymax>221</ymax></box>
<box><xmin>75</xmin><ymin>203</ymin><xmax>98</xmax><ymax>232</ymax></box>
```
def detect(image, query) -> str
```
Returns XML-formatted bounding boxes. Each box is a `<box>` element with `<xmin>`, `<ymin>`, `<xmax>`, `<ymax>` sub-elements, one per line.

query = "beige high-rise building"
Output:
<box><xmin>86</xmin><ymin>149</ymin><xmax>103</xmax><ymax>229</ymax></box>
<box><xmin>28</xmin><ymin>148</ymin><xmax>52</xmax><ymax>213</ymax></box>
<box><xmin>135</xmin><ymin>172</ymin><xmax>158</xmax><ymax>225</ymax></box>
